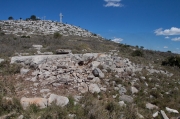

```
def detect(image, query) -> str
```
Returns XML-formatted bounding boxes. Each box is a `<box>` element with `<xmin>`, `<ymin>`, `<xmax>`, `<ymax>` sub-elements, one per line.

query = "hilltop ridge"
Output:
<box><xmin>0</xmin><ymin>20</ymin><xmax>100</xmax><ymax>38</ymax></box>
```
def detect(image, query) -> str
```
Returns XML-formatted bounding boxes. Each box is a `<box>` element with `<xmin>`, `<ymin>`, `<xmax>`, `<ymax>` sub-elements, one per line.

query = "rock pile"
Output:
<box><xmin>11</xmin><ymin>52</ymin><xmax>143</xmax><ymax>95</ymax></box>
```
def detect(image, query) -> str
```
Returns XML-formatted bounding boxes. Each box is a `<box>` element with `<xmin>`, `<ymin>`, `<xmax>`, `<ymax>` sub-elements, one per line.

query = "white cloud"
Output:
<box><xmin>111</xmin><ymin>37</ymin><xmax>123</xmax><ymax>43</ymax></box>
<box><xmin>165</xmin><ymin>36</ymin><xmax>169</xmax><ymax>39</ymax></box>
<box><xmin>154</xmin><ymin>27</ymin><xmax>180</xmax><ymax>35</ymax></box>
<box><xmin>171</xmin><ymin>37</ymin><xmax>180</xmax><ymax>41</ymax></box>
<box><xmin>104</xmin><ymin>0</ymin><xmax>124</xmax><ymax>7</ymax></box>
<box><xmin>164</xmin><ymin>46</ymin><xmax>168</xmax><ymax>48</ymax></box>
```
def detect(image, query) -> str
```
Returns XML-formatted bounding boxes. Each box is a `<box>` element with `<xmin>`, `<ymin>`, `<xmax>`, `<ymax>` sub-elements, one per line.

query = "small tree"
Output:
<box><xmin>8</xmin><ymin>16</ymin><xmax>13</xmax><ymax>20</ymax></box>
<box><xmin>30</xmin><ymin>15</ymin><xmax>37</xmax><ymax>21</ymax></box>
<box><xmin>53</xmin><ymin>32</ymin><xmax>62</xmax><ymax>39</ymax></box>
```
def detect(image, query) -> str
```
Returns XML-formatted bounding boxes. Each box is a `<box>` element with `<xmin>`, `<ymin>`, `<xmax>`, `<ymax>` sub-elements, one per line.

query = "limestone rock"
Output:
<box><xmin>48</xmin><ymin>94</ymin><xmax>69</xmax><ymax>107</ymax></box>
<box><xmin>89</xmin><ymin>84</ymin><xmax>100</xmax><ymax>93</ymax></box>
<box><xmin>20</xmin><ymin>97</ymin><xmax>48</xmax><ymax>109</ymax></box>
<box><xmin>20</xmin><ymin>68</ymin><xmax>30</xmax><ymax>75</ymax></box>
<box><xmin>160</xmin><ymin>110</ymin><xmax>169</xmax><ymax>119</ymax></box>
<box><xmin>131</xmin><ymin>86</ymin><xmax>138</xmax><ymax>94</ymax></box>
<box><xmin>78</xmin><ymin>83</ymin><xmax>88</xmax><ymax>93</ymax></box>
<box><xmin>166</xmin><ymin>107</ymin><xmax>179</xmax><ymax>113</ymax></box>
<box><xmin>146</xmin><ymin>103</ymin><xmax>158</xmax><ymax>110</ymax></box>
<box><xmin>119</xmin><ymin>95</ymin><xmax>133</xmax><ymax>103</ymax></box>
<box><xmin>0</xmin><ymin>58</ymin><xmax>4</xmax><ymax>63</ymax></box>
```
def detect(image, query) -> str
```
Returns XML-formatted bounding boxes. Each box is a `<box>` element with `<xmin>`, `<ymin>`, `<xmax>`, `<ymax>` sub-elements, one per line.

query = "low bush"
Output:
<box><xmin>53</xmin><ymin>32</ymin><xmax>62</xmax><ymax>39</ymax></box>
<box><xmin>162</xmin><ymin>56</ymin><xmax>180</xmax><ymax>68</ymax></box>
<box><xmin>131</xmin><ymin>50</ymin><xmax>144</xmax><ymax>57</ymax></box>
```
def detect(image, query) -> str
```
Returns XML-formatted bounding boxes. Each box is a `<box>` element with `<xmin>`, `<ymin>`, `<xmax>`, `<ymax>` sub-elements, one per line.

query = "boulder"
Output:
<box><xmin>89</xmin><ymin>84</ymin><xmax>100</xmax><ymax>93</ymax></box>
<box><xmin>48</xmin><ymin>94</ymin><xmax>69</xmax><ymax>107</ymax></box>
<box><xmin>119</xmin><ymin>95</ymin><xmax>133</xmax><ymax>103</ymax></box>
<box><xmin>20</xmin><ymin>97</ymin><xmax>48</xmax><ymax>109</ymax></box>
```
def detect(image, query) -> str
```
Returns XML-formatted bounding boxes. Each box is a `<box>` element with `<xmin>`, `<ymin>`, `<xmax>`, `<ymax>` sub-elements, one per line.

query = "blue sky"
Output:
<box><xmin>0</xmin><ymin>0</ymin><xmax>180</xmax><ymax>53</ymax></box>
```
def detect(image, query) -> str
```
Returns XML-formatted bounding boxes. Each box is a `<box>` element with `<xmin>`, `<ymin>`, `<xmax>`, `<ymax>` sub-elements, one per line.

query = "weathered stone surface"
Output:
<box><xmin>20</xmin><ymin>97</ymin><xmax>48</xmax><ymax>109</ymax></box>
<box><xmin>48</xmin><ymin>94</ymin><xmax>69</xmax><ymax>107</ymax></box>
<box><xmin>20</xmin><ymin>68</ymin><xmax>30</xmax><ymax>75</ymax></box>
<box><xmin>78</xmin><ymin>83</ymin><xmax>88</xmax><ymax>93</ymax></box>
<box><xmin>153</xmin><ymin>111</ymin><xmax>159</xmax><ymax>118</ymax></box>
<box><xmin>131</xmin><ymin>86</ymin><xmax>138</xmax><ymax>94</ymax></box>
<box><xmin>89</xmin><ymin>84</ymin><xmax>100</xmax><ymax>93</ymax></box>
<box><xmin>0</xmin><ymin>58</ymin><xmax>4</xmax><ymax>63</ymax></box>
<box><xmin>146</xmin><ymin>103</ymin><xmax>158</xmax><ymax>110</ymax></box>
<box><xmin>119</xmin><ymin>95</ymin><xmax>133</xmax><ymax>103</ymax></box>
<box><xmin>32</xmin><ymin>45</ymin><xmax>43</xmax><ymax>50</ymax></box>
<box><xmin>119</xmin><ymin>101</ymin><xmax>126</xmax><ymax>107</ymax></box>
<box><xmin>119</xmin><ymin>87</ymin><xmax>127</xmax><ymax>95</ymax></box>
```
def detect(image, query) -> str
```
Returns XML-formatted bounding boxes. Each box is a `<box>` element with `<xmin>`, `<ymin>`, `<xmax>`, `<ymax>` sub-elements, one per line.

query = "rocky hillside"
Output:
<box><xmin>0</xmin><ymin>20</ymin><xmax>100</xmax><ymax>37</ymax></box>
<box><xmin>0</xmin><ymin>20</ymin><xmax>180</xmax><ymax>119</ymax></box>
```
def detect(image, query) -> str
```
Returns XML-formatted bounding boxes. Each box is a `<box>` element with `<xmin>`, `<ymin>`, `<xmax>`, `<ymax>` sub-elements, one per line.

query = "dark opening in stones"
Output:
<box><xmin>78</xmin><ymin>61</ymin><xmax>84</xmax><ymax>66</ymax></box>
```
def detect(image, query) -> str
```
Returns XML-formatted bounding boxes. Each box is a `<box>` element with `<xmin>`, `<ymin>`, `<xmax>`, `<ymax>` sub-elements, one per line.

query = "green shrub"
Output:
<box><xmin>53</xmin><ymin>32</ymin><xmax>62</xmax><ymax>39</ymax></box>
<box><xmin>131</xmin><ymin>50</ymin><xmax>144</xmax><ymax>57</ymax></box>
<box><xmin>162</xmin><ymin>56</ymin><xmax>180</xmax><ymax>68</ymax></box>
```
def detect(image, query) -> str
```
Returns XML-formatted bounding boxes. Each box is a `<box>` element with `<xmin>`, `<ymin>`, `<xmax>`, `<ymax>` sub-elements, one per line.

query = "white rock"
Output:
<box><xmin>166</xmin><ymin>107</ymin><xmax>179</xmax><ymax>113</ymax></box>
<box><xmin>20</xmin><ymin>97</ymin><xmax>48</xmax><ymax>109</ymax></box>
<box><xmin>137</xmin><ymin>112</ymin><xmax>144</xmax><ymax>119</ymax></box>
<box><xmin>160</xmin><ymin>110</ymin><xmax>169</xmax><ymax>119</ymax></box>
<box><xmin>89</xmin><ymin>84</ymin><xmax>100</xmax><ymax>93</ymax></box>
<box><xmin>118</xmin><ymin>101</ymin><xmax>126</xmax><ymax>107</ymax></box>
<box><xmin>40</xmin><ymin>89</ymin><xmax>51</xmax><ymax>93</ymax></box>
<box><xmin>78</xmin><ymin>83</ymin><xmax>88</xmax><ymax>93</ymax></box>
<box><xmin>0</xmin><ymin>58</ymin><xmax>4</xmax><ymax>63</ymax></box>
<box><xmin>20</xmin><ymin>68</ymin><xmax>30</xmax><ymax>75</ymax></box>
<box><xmin>153</xmin><ymin>111</ymin><xmax>159</xmax><ymax>118</ymax></box>
<box><xmin>131</xmin><ymin>86</ymin><xmax>138</xmax><ymax>94</ymax></box>
<box><xmin>146</xmin><ymin>103</ymin><xmax>158</xmax><ymax>110</ymax></box>
<box><xmin>48</xmin><ymin>94</ymin><xmax>69</xmax><ymax>107</ymax></box>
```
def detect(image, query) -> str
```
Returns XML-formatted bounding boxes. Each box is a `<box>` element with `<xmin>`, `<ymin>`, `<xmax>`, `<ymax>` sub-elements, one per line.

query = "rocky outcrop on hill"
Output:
<box><xmin>0</xmin><ymin>20</ymin><xmax>100</xmax><ymax>37</ymax></box>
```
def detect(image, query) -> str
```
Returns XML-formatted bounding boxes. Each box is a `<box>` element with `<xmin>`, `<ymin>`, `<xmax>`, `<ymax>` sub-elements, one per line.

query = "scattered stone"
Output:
<box><xmin>153</xmin><ymin>111</ymin><xmax>159</xmax><ymax>118</ymax></box>
<box><xmin>0</xmin><ymin>58</ymin><xmax>4</xmax><ymax>63</ymax></box>
<box><xmin>20</xmin><ymin>97</ymin><xmax>48</xmax><ymax>109</ymax></box>
<box><xmin>166</xmin><ymin>107</ymin><xmax>179</xmax><ymax>113</ymax></box>
<box><xmin>119</xmin><ymin>101</ymin><xmax>126</xmax><ymax>107</ymax></box>
<box><xmin>119</xmin><ymin>95</ymin><xmax>133</xmax><ymax>103</ymax></box>
<box><xmin>160</xmin><ymin>110</ymin><xmax>169</xmax><ymax>119</ymax></box>
<box><xmin>146</xmin><ymin>103</ymin><xmax>158</xmax><ymax>110</ymax></box>
<box><xmin>20</xmin><ymin>68</ymin><xmax>30</xmax><ymax>75</ymax></box>
<box><xmin>89</xmin><ymin>84</ymin><xmax>100</xmax><ymax>93</ymax></box>
<box><xmin>119</xmin><ymin>87</ymin><xmax>127</xmax><ymax>95</ymax></box>
<box><xmin>48</xmin><ymin>94</ymin><xmax>69</xmax><ymax>107</ymax></box>
<box><xmin>78</xmin><ymin>83</ymin><xmax>88</xmax><ymax>93</ymax></box>
<box><xmin>17</xmin><ymin>115</ymin><xmax>24</xmax><ymax>119</ymax></box>
<box><xmin>40</xmin><ymin>89</ymin><xmax>51</xmax><ymax>93</ymax></box>
<box><xmin>131</xmin><ymin>86</ymin><xmax>138</xmax><ymax>94</ymax></box>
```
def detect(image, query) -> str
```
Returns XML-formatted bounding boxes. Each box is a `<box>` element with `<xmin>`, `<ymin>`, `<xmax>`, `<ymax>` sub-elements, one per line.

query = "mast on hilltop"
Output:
<box><xmin>59</xmin><ymin>13</ymin><xmax>63</xmax><ymax>23</ymax></box>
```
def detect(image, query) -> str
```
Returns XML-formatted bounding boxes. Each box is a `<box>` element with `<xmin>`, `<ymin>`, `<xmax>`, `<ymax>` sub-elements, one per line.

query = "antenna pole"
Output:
<box><xmin>59</xmin><ymin>13</ymin><xmax>63</xmax><ymax>23</ymax></box>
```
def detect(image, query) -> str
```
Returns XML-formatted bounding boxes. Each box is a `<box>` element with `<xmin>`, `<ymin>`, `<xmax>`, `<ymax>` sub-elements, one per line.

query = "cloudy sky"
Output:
<box><xmin>0</xmin><ymin>0</ymin><xmax>180</xmax><ymax>53</ymax></box>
